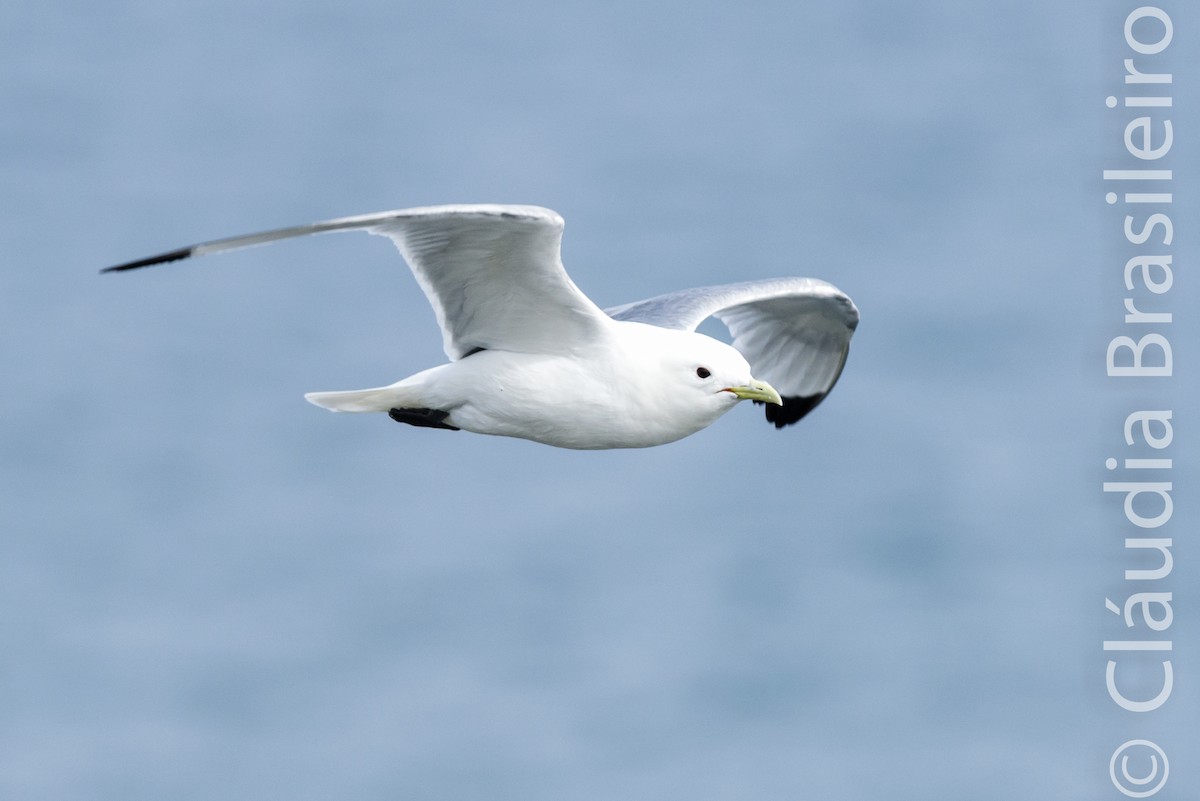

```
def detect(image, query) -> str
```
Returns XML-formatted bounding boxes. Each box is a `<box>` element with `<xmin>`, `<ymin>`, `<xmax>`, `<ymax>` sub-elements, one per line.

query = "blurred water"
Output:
<box><xmin>2</xmin><ymin>1</ymin><xmax>1197</xmax><ymax>799</ymax></box>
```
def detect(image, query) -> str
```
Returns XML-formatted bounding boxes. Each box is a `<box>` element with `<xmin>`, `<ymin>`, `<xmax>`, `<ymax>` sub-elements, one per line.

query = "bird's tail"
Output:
<box><xmin>305</xmin><ymin>385</ymin><xmax>413</xmax><ymax>413</ymax></box>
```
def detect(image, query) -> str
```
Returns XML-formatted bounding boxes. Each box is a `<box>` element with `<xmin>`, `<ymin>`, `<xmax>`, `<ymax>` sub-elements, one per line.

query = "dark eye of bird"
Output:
<box><xmin>696</xmin><ymin>367</ymin><xmax>711</xmax><ymax>379</ymax></box>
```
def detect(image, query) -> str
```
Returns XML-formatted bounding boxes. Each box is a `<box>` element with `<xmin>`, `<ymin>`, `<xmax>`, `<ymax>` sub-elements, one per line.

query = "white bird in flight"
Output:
<box><xmin>104</xmin><ymin>205</ymin><xmax>858</xmax><ymax>449</ymax></box>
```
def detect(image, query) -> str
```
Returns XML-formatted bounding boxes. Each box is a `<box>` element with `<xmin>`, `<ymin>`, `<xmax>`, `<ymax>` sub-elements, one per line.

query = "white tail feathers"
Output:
<box><xmin>305</xmin><ymin>386</ymin><xmax>408</xmax><ymax>413</ymax></box>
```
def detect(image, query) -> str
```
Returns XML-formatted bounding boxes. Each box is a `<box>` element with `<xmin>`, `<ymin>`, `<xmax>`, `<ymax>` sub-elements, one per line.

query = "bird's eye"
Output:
<box><xmin>696</xmin><ymin>367</ymin><xmax>711</xmax><ymax>379</ymax></box>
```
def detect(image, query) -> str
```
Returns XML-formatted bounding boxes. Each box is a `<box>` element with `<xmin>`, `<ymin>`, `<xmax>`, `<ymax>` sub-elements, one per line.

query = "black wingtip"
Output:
<box><xmin>754</xmin><ymin>394</ymin><xmax>827</xmax><ymax>429</ymax></box>
<box><xmin>101</xmin><ymin>246</ymin><xmax>197</xmax><ymax>274</ymax></box>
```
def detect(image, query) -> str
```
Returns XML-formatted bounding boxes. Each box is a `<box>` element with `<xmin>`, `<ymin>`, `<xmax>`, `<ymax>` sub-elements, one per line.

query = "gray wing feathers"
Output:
<box><xmin>365</xmin><ymin>206</ymin><xmax>608</xmax><ymax>359</ymax></box>
<box><xmin>104</xmin><ymin>204</ymin><xmax>611</xmax><ymax>361</ymax></box>
<box><xmin>607</xmin><ymin>277</ymin><xmax>859</xmax><ymax>401</ymax></box>
<box><xmin>715</xmin><ymin>293</ymin><xmax>854</xmax><ymax>398</ymax></box>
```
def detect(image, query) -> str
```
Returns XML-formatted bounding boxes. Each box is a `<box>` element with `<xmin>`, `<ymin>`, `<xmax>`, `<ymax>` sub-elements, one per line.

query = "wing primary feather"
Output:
<box><xmin>99</xmin><ymin>204</ymin><xmax>608</xmax><ymax>361</ymax></box>
<box><xmin>100</xmin><ymin>205</ymin><xmax>564</xmax><ymax>275</ymax></box>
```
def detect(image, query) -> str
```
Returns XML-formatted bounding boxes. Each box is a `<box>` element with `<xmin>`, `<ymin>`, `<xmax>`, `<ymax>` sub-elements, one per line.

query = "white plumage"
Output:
<box><xmin>105</xmin><ymin>204</ymin><xmax>859</xmax><ymax>449</ymax></box>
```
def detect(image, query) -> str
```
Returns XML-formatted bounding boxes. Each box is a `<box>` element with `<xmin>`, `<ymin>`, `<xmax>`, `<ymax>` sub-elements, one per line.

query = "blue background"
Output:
<box><xmin>3</xmin><ymin>1</ymin><xmax>1197</xmax><ymax>798</ymax></box>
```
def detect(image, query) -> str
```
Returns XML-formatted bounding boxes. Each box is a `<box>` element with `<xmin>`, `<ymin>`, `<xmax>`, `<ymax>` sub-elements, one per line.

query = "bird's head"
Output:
<box><xmin>679</xmin><ymin>332</ymin><xmax>782</xmax><ymax>409</ymax></box>
<box><xmin>618</xmin><ymin>325</ymin><xmax>782</xmax><ymax>433</ymax></box>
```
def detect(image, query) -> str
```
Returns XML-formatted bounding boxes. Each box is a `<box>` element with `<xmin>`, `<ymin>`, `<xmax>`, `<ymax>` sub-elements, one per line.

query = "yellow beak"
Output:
<box><xmin>723</xmin><ymin>379</ymin><xmax>783</xmax><ymax>406</ymax></box>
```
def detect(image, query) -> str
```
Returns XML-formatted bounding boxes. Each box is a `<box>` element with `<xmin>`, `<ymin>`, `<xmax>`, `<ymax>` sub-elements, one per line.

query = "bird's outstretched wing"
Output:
<box><xmin>103</xmin><ymin>204</ymin><xmax>611</xmax><ymax>360</ymax></box>
<box><xmin>606</xmin><ymin>278</ymin><xmax>859</xmax><ymax>427</ymax></box>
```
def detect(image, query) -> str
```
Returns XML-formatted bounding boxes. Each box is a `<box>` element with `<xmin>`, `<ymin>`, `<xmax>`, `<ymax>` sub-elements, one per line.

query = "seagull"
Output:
<box><xmin>104</xmin><ymin>205</ymin><xmax>858</xmax><ymax>449</ymax></box>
